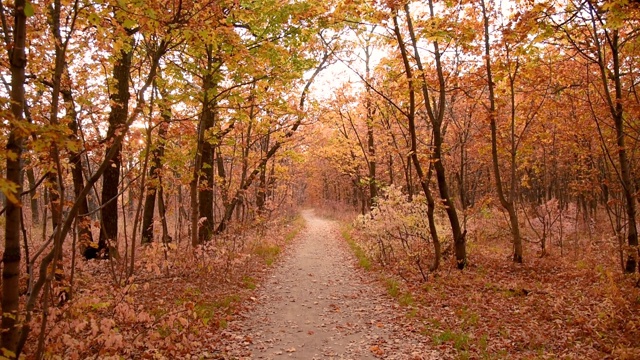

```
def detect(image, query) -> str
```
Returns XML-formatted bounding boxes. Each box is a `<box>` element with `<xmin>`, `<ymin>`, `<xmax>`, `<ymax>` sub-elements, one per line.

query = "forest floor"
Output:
<box><xmin>218</xmin><ymin>209</ymin><xmax>438</xmax><ymax>359</ymax></box>
<box><xmin>21</xmin><ymin>207</ymin><xmax>640</xmax><ymax>359</ymax></box>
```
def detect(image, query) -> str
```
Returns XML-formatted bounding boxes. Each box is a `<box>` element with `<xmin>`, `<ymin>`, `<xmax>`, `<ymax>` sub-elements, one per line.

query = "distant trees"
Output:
<box><xmin>543</xmin><ymin>0</ymin><xmax>640</xmax><ymax>272</ymax></box>
<box><xmin>313</xmin><ymin>0</ymin><xmax>640</xmax><ymax>274</ymax></box>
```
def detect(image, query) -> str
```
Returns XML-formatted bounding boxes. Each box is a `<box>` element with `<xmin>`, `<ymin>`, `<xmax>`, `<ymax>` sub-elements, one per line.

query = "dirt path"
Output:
<box><xmin>219</xmin><ymin>210</ymin><xmax>438</xmax><ymax>359</ymax></box>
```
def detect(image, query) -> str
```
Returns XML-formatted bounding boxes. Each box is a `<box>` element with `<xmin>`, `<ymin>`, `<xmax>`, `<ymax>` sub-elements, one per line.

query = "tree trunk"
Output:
<box><xmin>190</xmin><ymin>124</ymin><xmax>204</xmax><ymax>246</ymax></box>
<box><xmin>157</xmin><ymin>179</ymin><xmax>171</xmax><ymax>243</ymax></box>
<box><xmin>1</xmin><ymin>1</ymin><xmax>27</xmax><ymax>356</ymax></box>
<box><xmin>393</xmin><ymin>12</ymin><xmax>441</xmax><ymax>271</ymax></box>
<box><xmin>26</xmin><ymin>167</ymin><xmax>39</xmax><ymax>224</ymax></box>
<box><xmin>256</xmin><ymin>133</ymin><xmax>269</xmax><ymax>213</ymax></box>
<box><xmin>481</xmin><ymin>0</ymin><xmax>523</xmax><ymax>263</ymax></box>
<box><xmin>403</xmin><ymin>3</ymin><xmax>465</xmax><ymax>268</ymax></box>
<box><xmin>141</xmin><ymin>184</ymin><xmax>156</xmax><ymax>244</ymax></box>
<box><xmin>607</xmin><ymin>31</ymin><xmax>638</xmax><ymax>273</ymax></box>
<box><xmin>45</xmin><ymin>0</ymin><xmax>68</xmax><ymax>275</ymax></box>
<box><xmin>65</xmin><ymin>86</ymin><xmax>95</xmax><ymax>259</ymax></box>
<box><xmin>142</xmin><ymin>119</ymin><xmax>170</xmax><ymax>243</ymax></box>
<box><xmin>48</xmin><ymin>52</ymin><xmax>96</xmax><ymax>258</ymax></box>
<box><xmin>364</xmin><ymin>41</ymin><xmax>377</xmax><ymax>206</ymax></box>
<box><xmin>99</xmin><ymin>44</ymin><xmax>133</xmax><ymax>257</ymax></box>
<box><xmin>198</xmin><ymin>47</ymin><xmax>217</xmax><ymax>243</ymax></box>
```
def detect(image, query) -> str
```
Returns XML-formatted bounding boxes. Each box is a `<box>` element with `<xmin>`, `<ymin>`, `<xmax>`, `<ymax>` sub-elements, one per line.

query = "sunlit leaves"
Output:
<box><xmin>24</xmin><ymin>1</ymin><xmax>34</xmax><ymax>17</ymax></box>
<box><xmin>122</xmin><ymin>18</ymin><xmax>136</xmax><ymax>29</ymax></box>
<box><xmin>0</xmin><ymin>178</ymin><xmax>20</xmax><ymax>205</ymax></box>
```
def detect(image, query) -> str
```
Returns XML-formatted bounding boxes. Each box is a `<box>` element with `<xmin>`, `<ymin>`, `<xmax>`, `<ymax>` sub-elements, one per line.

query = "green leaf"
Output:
<box><xmin>122</xmin><ymin>18</ymin><xmax>136</xmax><ymax>29</ymax></box>
<box><xmin>24</xmin><ymin>1</ymin><xmax>34</xmax><ymax>17</ymax></box>
<box><xmin>88</xmin><ymin>13</ymin><xmax>100</xmax><ymax>26</ymax></box>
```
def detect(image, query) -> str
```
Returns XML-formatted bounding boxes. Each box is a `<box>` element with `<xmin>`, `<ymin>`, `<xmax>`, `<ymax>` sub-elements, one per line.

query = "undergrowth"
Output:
<box><xmin>344</xmin><ymin>191</ymin><xmax>640</xmax><ymax>359</ymax></box>
<box><xmin>23</xmin><ymin>213</ymin><xmax>307</xmax><ymax>359</ymax></box>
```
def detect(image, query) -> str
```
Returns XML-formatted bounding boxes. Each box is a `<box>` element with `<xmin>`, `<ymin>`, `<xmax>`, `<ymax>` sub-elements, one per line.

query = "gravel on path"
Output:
<box><xmin>219</xmin><ymin>209</ymin><xmax>439</xmax><ymax>359</ymax></box>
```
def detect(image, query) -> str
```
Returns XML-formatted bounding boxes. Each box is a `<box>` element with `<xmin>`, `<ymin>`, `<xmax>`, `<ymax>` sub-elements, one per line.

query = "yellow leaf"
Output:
<box><xmin>0</xmin><ymin>347</ymin><xmax>16</xmax><ymax>359</ymax></box>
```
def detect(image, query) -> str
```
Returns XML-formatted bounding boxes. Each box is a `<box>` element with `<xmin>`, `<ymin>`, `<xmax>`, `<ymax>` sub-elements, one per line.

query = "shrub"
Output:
<box><xmin>353</xmin><ymin>186</ymin><xmax>446</xmax><ymax>278</ymax></box>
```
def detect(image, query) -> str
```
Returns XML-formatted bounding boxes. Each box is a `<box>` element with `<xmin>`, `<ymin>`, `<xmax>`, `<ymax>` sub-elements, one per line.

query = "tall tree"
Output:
<box><xmin>392</xmin><ymin>10</ymin><xmax>442</xmax><ymax>271</ymax></box>
<box><xmin>403</xmin><ymin>2</ymin><xmax>466</xmax><ymax>268</ymax></box>
<box><xmin>97</xmin><ymin>24</ymin><xmax>134</xmax><ymax>257</ymax></box>
<box><xmin>363</xmin><ymin>30</ymin><xmax>377</xmax><ymax>207</ymax></box>
<box><xmin>1</xmin><ymin>0</ymin><xmax>27</xmax><ymax>356</ymax></box>
<box><xmin>141</xmin><ymin>96</ymin><xmax>171</xmax><ymax>244</ymax></box>
<box><xmin>64</xmin><ymin>74</ymin><xmax>95</xmax><ymax>256</ymax></box>
<box><xmin>197</xmin><ymin>45</ymin><xmax>219</xmax><ymax>244</ymax></box>
<box><xmin>481</xmin><ymin>0</ymin><xmax>524</xmax><ymax>263</ymax></box>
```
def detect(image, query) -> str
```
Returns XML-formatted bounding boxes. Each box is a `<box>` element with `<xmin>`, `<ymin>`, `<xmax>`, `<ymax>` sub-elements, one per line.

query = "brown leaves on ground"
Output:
<box><xmin>20</xmin><ymin>210</ymin><xmax>640</xmax><ymax>359</ymax></box>
<box><xmin>22</xmin><ymin>216</ymin><xmax>305</xmax><ymax>359</ymax></box>
<box><xmin>370</xmin><ymin>344</ymin><xmax>385</xmax><ymax>356</ymax></box>
<box><xmin>355</xmin><ymin>235</ymin><xmax>640</xmax><ymax>359</ymax></box>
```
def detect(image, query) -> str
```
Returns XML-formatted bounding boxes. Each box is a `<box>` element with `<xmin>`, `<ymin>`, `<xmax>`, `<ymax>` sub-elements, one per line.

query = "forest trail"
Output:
<box><xmin>220</xmin><ymin>209</ymin><xmax>437</xmax><ymax>359</ymax></box>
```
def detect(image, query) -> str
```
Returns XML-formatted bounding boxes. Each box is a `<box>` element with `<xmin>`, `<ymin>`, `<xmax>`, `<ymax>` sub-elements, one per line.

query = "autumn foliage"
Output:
<box><xmin>1</xmin><ymin>0</ymin><xmax>640</xmax><ymax>358</ymax></box>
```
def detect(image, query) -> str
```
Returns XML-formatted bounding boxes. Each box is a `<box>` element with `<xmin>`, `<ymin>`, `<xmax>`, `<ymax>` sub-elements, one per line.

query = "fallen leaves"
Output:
<box><xmin>19</xmin><ymin>216</ymin><xmax>305</xmax><ymax>359</ymax></box>
<box><xmin>370</xmin><ymin>345</ymin><xmax>384</xmax><ymax>356</ymax></box>
<box><xmin>348</xmin><ymin>217</ymin><xmax>640</xmax><ymax>359</ymax></box>
<box><xmin>217</xmin><ymin>212</ymin><xmax>442</xmax><ymax>359</ymax></box>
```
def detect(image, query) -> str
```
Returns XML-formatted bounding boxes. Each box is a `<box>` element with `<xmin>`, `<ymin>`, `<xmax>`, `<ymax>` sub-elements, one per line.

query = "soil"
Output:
<box><xmin>219</xmin><ymin>209</ymin><xmax>438</xmax><ymax>359</ymax></box>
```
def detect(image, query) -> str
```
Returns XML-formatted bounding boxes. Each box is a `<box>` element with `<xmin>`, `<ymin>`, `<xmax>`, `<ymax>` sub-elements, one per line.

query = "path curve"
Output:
<box><xmin>220</xmin><ymin>209</ymin><xmax>437</xmax><ymax>359</ymax></box>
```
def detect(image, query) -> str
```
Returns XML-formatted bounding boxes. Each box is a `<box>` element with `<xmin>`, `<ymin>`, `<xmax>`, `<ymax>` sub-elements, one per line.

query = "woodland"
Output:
<box><xmin>1</xmin><ymin>0</ymin><xmax>640</xmax><ymax>358</ymax></box>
